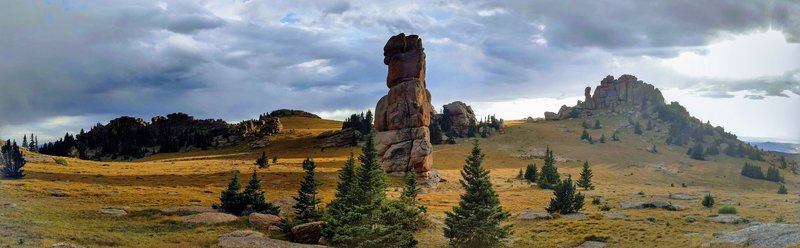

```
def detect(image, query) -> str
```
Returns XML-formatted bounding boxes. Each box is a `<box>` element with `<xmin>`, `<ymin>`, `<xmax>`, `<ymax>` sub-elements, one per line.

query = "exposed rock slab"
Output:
<box><xmin>50</xmin><ymin>243</ymin><xmax>85</xmax><ymax>248</ymax></box>
<box><xmin>248</xmin><ymin>213</ymin><xmax>282</xmax><ymax>230</ymax></box>
<box><xmin>707</xmin><ymin>215</ymin><xmax>750</xmax><ymax>224</ymax></box>
<box><xmin>217</xmin><ymin>230</ymin><xmax>326</xmax><ymax>248</ymax></box>
<box><xmin>161</xmin><ymin>206</ymin><xmax>216</xmax><ymax>214</ymax></box>
<box><xmin>181</xmin><ymin>212</ymin><xmax>237</xmax><ymax>224</ymax></box>
<box><xmin>576</xmin><ymin>241</ymin><xmax>606</xmax><ymax>248</ymax></box>
<box><xmin>562</xmin><ymin>213</ymin><xmax>588</xmax><ymax>220</ymax></box>
<box><xmin>291</xmin><ymin>221</ymin><xmax>324</xmax><ymax>244</ymax></box>
<box><xmin>517</xmin><ymin>211</ymin><xmax>553</xmax><ymax>220</ymax></box>
<box><xmin>620</xmin><ymin>201</ymin><xmax>686</xmax><ymax>211</ymax></box>
<box><xmin>603</xmin><ymin>213</ymin><xmax>626</xmax><ymax>219</ymax></box>
<box><xmin>710</xmin><ymin>223</ymin><xmax>800</xmax><ymax>247</ymax></box>
<box><xmin>99</xmin><ymin>208</ymin><xmax>127</xmax><ymax>216</ymax></box>
<box><xmin>668</xmin><ymin>193</ymin><xmax>697</xmax><ymax>200</ymax></box>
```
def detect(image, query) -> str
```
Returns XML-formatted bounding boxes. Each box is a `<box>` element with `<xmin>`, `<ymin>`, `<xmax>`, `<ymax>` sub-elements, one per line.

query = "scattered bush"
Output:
<box><xmin>591</xmin><ymin>198</ymin><xmax>601</xmax><ymax>205</ymax></box>
<box><xmin>546</xmin><ymin>176</ymin><xmax>584</xmax><ymax>214</ymax></box>
<box><xmin>778</xmin><ymin>184</ymin><xmax>788</xmax><ymax>194</ymax></box>
<box><xmin>776</xmin><ymin>216</ymin><xmax>785</xmax><ymax>223</ymax></box>
<box><xmin>718</xmin><ymin>205</ymin><xmax>737</xmax><ymax>214</ymax></box>
<box><xmin>599</xmin><ymin>204</ymin><xmax>611</xmax><ymax>211</ymax></box>
<box><xmin>54</xmin><ymin>158</ymin><xmax>69</xmax><ymax>166</ymax></box>
<box><xmin>702</xmin><ymin>194</ymin><xmax>714</xmax><ymax>211</ymax></box>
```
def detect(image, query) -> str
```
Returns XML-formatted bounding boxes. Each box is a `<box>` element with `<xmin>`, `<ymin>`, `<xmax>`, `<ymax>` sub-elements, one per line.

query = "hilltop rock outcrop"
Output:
<box><xmin>442</xmin><ymin>101</ymin><xmax>477</xmax><ymax>137</ymax></box>
<box><xmin>374</xmin><ymin>33</ymin><xmax>436</xmax><ymax>180</ymax></box>
<box><xmin>268</xmin><ymin>109</ymin><xmax>321</xmax><ymax>119</ymax></box>
<box><xmin>582</xmin><ymin>74</ymin><xmax>665</xmax><ymax>111</ymax></box>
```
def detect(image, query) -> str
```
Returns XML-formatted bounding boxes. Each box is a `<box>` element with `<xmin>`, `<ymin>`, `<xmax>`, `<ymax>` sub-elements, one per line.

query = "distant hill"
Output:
<box><xmin>545</xmin><ymin>74</ymin><xmax>783</xmax><ymax>168</ymax></box>
<box><xmin>747</xmin><ymin>141</ymin><xmax>800</xmax><ymax>154</ymax></box>
<box><xmin>37</xmin><ymin>109</ymin><xmax>319</xmax><ymax>160</ymax></box>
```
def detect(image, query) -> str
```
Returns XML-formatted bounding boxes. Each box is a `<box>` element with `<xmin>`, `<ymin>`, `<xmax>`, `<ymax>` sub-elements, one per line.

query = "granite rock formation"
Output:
<box><xmin>316</xmin><ymin>128</ymin><xmax>362</xmax><ymax>148</ymax></box>
<box><xmin>442</xmin><ymin>101</ymin><xmax>477</xmax><ymax>137</ymax></box>
<box><xmin>374</xmin><ymin>33</ymin><xmax>435</xmax><ymax>180</ymax></box>
<box><xmin>582</xmin><ymin>74</ymin><xmax>665</xmax><ymax>111</ymax></box>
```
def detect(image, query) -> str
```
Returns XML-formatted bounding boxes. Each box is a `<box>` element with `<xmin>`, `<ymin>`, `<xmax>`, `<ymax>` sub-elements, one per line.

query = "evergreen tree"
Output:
<box><xmin>322</xmin><ymin>153</ymin><xmax>357</xmax><ymax>241</ymax></box>
<box><xmin>690</xmin><ymin>143</ymin><xmax>705</xmax><ymax>160</ymax></box>
<box><xmin>581</xmin><ymin>129</ymin><xmax>590</xmax><ymax>141</ymax></box>
<box><xmin>22</xmin><ymin>135</ymin><xmax>28</xmax><ymax>148</ymax></box>
<box><xmin>444</xmin><ymin>141</ymin><xmax>511</xmax><ymax>247</ymax></box>
<box><xmin>594</xmin><ymin>120</ymin><xmax>601</xmax><ymax>129</ymax></box>
<box><xmin>364</xmin><ymin>110</ymin><xmax>374</xmax><ymax>135</ymax></box>
<box><xmin>445</xmin><ymin>130</ymin><xmax>457</xmax><ymax>144</ymax></box>
<box><xmin>242</xmin><ymin>169</ymin><xmax>280</xmax><ymax>215</ymax></box>
<box><xmin>516</xmin><ymin>169</ymin><xmax>524</xmax><ymax>180</ymax></box>
<box><xmin>524</xmin><ymin>163</ymin><xmax>537</xmax><ymax>183</ymax></box>
<box><xmin>325</xmin><ymin>133</ymin><xmax>417</xmax><ymax>248</ymax></box>
<box><xmin>778</xmin><ymin>184</ymin><xmax>788</xmax><ymax>194</ymax></box>
<box><xmin>467</xmin><ymin>118</ymin><xmax>478</xmax><ymax>138</ymax></box>
<box><xmin>702</xmin><ymin>194</ymin><xmax>714</xmax><ymax>211</ymax></box>
<box><xmin>582</xmin><ymin>121</ymin><xmax>590</xmax><ymax>129</ymax></box>
<box><xmin>538</xmin><ymin>146</ymin><xmax>560</xmax><ymax>189</ymax></box>
<box><xmin>741</xmin><ymin>163</ymin><xmax>765</xmax><ymax>179</ymax></box>
<box><xmin>401</xmin><ymin>172</ymin><xmax>421</xmax><ymax>202</ymax></box>
<box><xmin>546</xmin><ymin>176</ymin><xmax>585</xmax><ymax>214</ymax></box>
<box><xmin>293</xmin><ymin>158</ymin><xmax>322</xmax><ymax>223</ymax></box>
<box><xmin>1</xmin><ymin>141</ymin><xmax>26</xmax><ymax>179</ymax></box>
<box><xmin>652</xmin><ymin>144</ymin><xmax>658</xmax><ymax>153</ymax></box>
<box><xmin>577</xmin><ymin>161</ymin><xmax>593</xmax><ymax>190</ymax></box>
<box><xmin>256</xmin><ymin>151</ymin><xmax>268</xmax><ymax>168</ymax></box>
<box><xmin>612</xmin><ymin>132</ymin><xmax>620</xmax><ymax>141</ymax></box>
<box><xmin>765</xmin><ymin>166</ymin><xmax>784</xmax><ymax>183</ymax></box>
<box><xmin>599</xmin><ymin>134</ymin><xmax>605</xmax><ymax>143</ymax></box>
<box><xmin>634</xmin><ymin>122</ymin><xmax>643</xmax><ymax>135</ymax></box>
<box><xmin>218</xmin><ymin>171</ymin><xmax>245</xmax><ymax>215</ymax></box>
<box><xmin>430</xmin><ymin>118</ymin><xmax>444</xmax><ymax>145</ymax></box>
<box><xmin>646</xmin><ymin>120</ymin><xmax>654</xmax><ymax>130</ymax></box>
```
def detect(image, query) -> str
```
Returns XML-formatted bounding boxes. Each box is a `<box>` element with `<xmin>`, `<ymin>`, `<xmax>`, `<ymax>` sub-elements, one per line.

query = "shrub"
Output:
<box><xmin>776</xmin><ymin>216</ymin><xmax>785</xmax><ymax>223</ymax></box>
<box><xmin>702</xmin><ymin>194</ymin><xmax>714</xmax><ymax>211</ymax></box>
<box><xmin>591</xmin><ymin>198</ymin><xmax>601</xmax><ymax>205</ymax></box>
<box><xmin>718</xmin><ymin>205</ymin><xmax>737</xmax><ymax>214</ymax></box>
<box><xmin>599</xmin><ymin>204</ymin><xmax>611</xmax><ymax>211</ymax></box>
<box><xmin>54</xmin><ymin>158</ymin><xmax>69</xmax><ymax>166</ymax></box>
<box><xmin>778</xmin><ymin>184</ymin><xmax>788</xmax><ymax>194</ymax></box>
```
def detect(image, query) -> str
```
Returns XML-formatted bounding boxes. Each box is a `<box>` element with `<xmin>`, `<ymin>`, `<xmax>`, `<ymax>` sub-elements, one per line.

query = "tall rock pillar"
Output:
<box><xmin>374</xmin><ymin>33</ymin><xmax>436</xmax><ymax>181</ymax></box>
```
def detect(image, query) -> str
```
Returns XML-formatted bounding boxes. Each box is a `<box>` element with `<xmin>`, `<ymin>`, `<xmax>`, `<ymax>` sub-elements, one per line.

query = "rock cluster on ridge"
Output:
<box><xmin>374</xmin><ymin>33</ymin><xmax>437</xmax><ymax>180</ymax></box>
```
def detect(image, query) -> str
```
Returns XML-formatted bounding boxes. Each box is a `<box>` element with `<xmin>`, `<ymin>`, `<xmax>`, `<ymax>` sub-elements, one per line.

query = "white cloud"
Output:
<box><xmin>477</xmin><ymin>7</ymin><xmax>506</xmax><ymax>17</ymax></box>
<box><xmin>292</xmin><ymin>59</ymin><xmax>335</xmax><ymax>75</ymax></box>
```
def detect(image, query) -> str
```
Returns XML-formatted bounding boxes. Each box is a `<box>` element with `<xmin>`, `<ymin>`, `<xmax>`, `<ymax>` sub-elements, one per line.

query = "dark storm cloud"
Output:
<box><xmin>0</xmin><ymin>0</ymin><xmax>797</xmax><ymax>141</ymax></box>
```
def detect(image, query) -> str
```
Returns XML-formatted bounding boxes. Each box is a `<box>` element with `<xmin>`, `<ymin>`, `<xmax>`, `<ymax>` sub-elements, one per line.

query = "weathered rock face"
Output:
<box><xmin>442</xmin><ymin>101</ymin><xmax>476</xmax><ymax>137</ymax></box>
<box><xmin>583</xmin><ymin>75</ymin><xmax>665</xmax><ymax>111</ymax></box>
<box><xmin>269</xmin><ymin>109</ymin><xmax>321</xmax><ymax>119</ymax></box>
<box><xmin>374</xmin><ymin>33</ymin><xmax>435</xmax><ymax>179</ymax></box>
<box><xmin>316</xmin><ymin>128</ymin><xmax>362</xmax><ymax>148</ymax></box>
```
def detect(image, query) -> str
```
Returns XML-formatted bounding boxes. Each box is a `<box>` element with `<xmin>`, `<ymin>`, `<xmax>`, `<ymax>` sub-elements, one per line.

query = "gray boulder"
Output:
<box><xmin>710</xmin><ymin>224</ymin><xmax>800</xmax><ymax>247</ymax></box>
<box><xmin>517</xmin><ymin>211</ymin><xmax>553</xmax><ymax>220</ymax></box>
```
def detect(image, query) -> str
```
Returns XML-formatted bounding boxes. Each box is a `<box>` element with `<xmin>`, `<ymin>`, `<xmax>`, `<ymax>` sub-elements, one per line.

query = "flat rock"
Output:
<box><xmin>603</xmin><ymin>213</ymin><xmax>626</xmax><ymax>219</ymax></box>
<box><xmin>161</xmin><ymin>206</ymin><xmax>216</xmax><ymax>214</ymax></box>
<box><xmin>576</xmin><ymin>241</ymin><xmax>606</xmax><ymax>248</ymax></box>
<box><xmin>291</xmin><ymin>221</ymin><xmax>324</xmax><ymax>244</ymax></box>
<box><xmin>517</xmin><ymin>211</ymin><xmax>553</xmax><ymax>220</ymax></box>
<box><xmin>99</xmin><ymin>208</ymin><xmax>127</xmax><ymax>216</ymax></box>
<box><xmin>50</xmin><ymin>243</ymin><xmax>84</xmax><ymax>248</ymax></box>
<box><xmin>46</xmin><ymin>188</ymin><xmax>69</xmax><ymax>197</ymax></box>
<box><xmin>668</xmin><ymin>193</ymin><xmax>696</xmax><ymax>200</ymax></box>
<box><xmin>248</xmin><ymin>213</ymin><xmax>282</xmax><ymax>230</ymax></box>
<box><xmin>621</xmin><ymin>202</ymin><xmax>646</xmax><ymax>209</ymax></box>
<box><xmin>562</xmin><ymin>213</ymin><xmax>587</xmax><ymax>220</ymax></box>
<box><xmin>3</xmin><ymin>203</ymin><xmax>16</xmax><ymax>209</ymax></box>
<box><xmin>218</xmin><ymin>230</ymin><xmax>326</xmax><ymax>248</ymax></box>
<box><xmin>710</xmin><ymin>223</ymin><xmax>800</xmax><ymax>247</ymax></box>
<box><xmin>182</xmin><ymin>212</ymin><xmax>237</xmax><ymax>224</ymax></box>
<box><xmin>708</xmin><ymin>215</ymin><xmax>750</xmax><ymax>224</ymax></box>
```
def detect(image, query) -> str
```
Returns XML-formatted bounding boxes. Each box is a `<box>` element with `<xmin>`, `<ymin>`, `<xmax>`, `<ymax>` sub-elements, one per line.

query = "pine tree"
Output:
<box><xmin>293</xmin><ymin>158</ymin><xmax>322</xmax><ymax>223</ymax></box>
<box><xmin>322</xmin><ymin>153</ymin><xmax>358</xmax><ymax>241</ymax></box>
<box><xmin>577</xmin><ymin>161</ymin><xmax>593</xmax><ymax>190</ymax></box>
<box><xmin>702</xmin><ymin>194</ymin><xmax>714</xmax><ymax>212</ymax></box>
<box><xmin>634</xmin><ymin>122</ymin><xmax>643</xmax><ymax>135</ymax></box>
<box><xmin>218</xmin><ymin>171</ymin><xmax>245</xmax><ymax>215</ymax></box>
<box><xmin>516</xmin><ymin>169</ymin><xmax>524</xmax><ymax>180</ymax></box>
<box><xmin>242</xmin><ymin>169</ymin><xmax>280</xmax><ymax>215</ymax></box>
<box><xmin>430</xmin><ymin>118</ymin><xmax>444</xmax><ymax>145</ymax></box>
<box><xmin>1</xmin><ymin>141</ymin><xmax>26</xmax><ymax>179</ymax></box>
<box><xmin>524</xmin><ymin>163</ymin><xmax>537</xmax><ymax>183</ymax></box>
<box><xmin>690</xmin><ymin>143</ymin><xmax>705</xmax><ymax>160</ymax></box>
<box><xmin>401</xmin><ymin>172</ymin><xmax>421</xmax><ymax>202</ymax></box>
<box><xmin>612</xmin><ymin>132</ymin><xmax>620</xmax><ymax>141</ymax></box>
<box><xmin>467</xmin><ymin>118</ymin><xmax>478</xmax><ymax>138</ymax></box>
<box><xmin>446</xmin><ymin>130</ymin><xmax>457</xmax><ymax>144</ymax></box>
<box><xmin>22</xmin><ymin>135</ymin><xmax>28</xmax><ymax>148</ymax></box>
<box><xmin>778</xmin><ymin>184</ymin><xmax>788</xmax><ymax>194</ymax></box>
<box><xmin>538</xmin><ymin>146</ymin><xmax>560</xmax><ymax>189</ymax></box>
<box><xmin>444</xmin><ymin>141</ymin><xmax>511</xmax><ymax>247</ymax></box>
<box><xmin>581</xmin><ymin>129</ymin><xmax>590</xmax><ymax>141</ymax></box>
<box><xmin>599</xmin><ymin>134</ymin><xmax>605</xmax><ymax>143</ymax></box>
<box><xmin>546</xmin><ymin>176</ymin><xmax>585</xmax><ymax>214</ymax></box>
<box><xmin>594</xmin><ymin>120</ymin><xmax>601</xmax><ymax>129</ymax></box>
<box><xmin>256</xmin><ymin>151</ymin><xmax>268</xmax><ymax>168</ymax></box>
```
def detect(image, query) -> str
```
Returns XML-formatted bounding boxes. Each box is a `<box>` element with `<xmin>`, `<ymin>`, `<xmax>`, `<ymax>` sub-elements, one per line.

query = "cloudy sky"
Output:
<box><xmin>0</xmin><ymin>0</ymin><xmax>798</xmax><ymax>143</ymax></box>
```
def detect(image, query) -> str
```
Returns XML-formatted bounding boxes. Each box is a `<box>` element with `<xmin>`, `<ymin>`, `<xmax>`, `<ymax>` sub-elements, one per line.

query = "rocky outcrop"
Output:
<box><xmin>709</xmin><ymin>223</ymin><xmax>800</xmax><ymax>247</ymax></box>
<box><xmin>268</xmin><ymin>109</ymin><xmax>321</xmax><ymax>119</ymax></box>
<box><xmin>582</xmin><ymin>75</ymin><xmax>665</xmax><ymax>112</ymax></box>
<box><xmin>374</xmin><ymin>33</ymin><xmax>435</xmax><ymax>180</ymax></box>
<box><xmin>544</xmin><ymin>111</ymin><xmax>559</xmax><ymax>120</ymax></box>
<box><xmin>316</xmin><ymin>128</ymin><xmax>362</xmax><ymax>148</ymax></box>
<box><xmin>248</xmin><ymin>213</ymin><xmax>282</xmax><ymax>230</ymax></box>
<box><xmin>217</xmin><ymin>230</ymin><xmax>326</xmax><ymax>248</ymax></box>
<box><xmin>442</xmin><ymin>101</ymin><xmax>476</xmax><ymax>137</ymax></box>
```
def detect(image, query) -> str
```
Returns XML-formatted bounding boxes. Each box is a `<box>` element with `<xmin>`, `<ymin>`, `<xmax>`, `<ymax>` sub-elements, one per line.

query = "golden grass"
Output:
<box><xmin>0</xmin><ymin>115</ymin><xmax>797</xmax><ymax>247</ymax></box>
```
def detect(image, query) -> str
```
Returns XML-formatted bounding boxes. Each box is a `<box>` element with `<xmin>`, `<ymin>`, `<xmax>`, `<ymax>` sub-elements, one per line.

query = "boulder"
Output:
<box><xmin>161</xmin><ymin>206</ymin><xmax>216</xmax><ymax>214</ymax></box>
<box><xmin>603</xmin><ymin>213</ymin><xmax>626</xmax><ymax>219</ymax></box>
<box><xmin>291</xmin><ymin>221</ymin><xmax>325</xmax><ymax>244</ymax></box>
<box><xmin>710</xmin><ymin>223</ymin><xmax>800</xmax><ymax>247</ymax></box>
<box><xmin>443</xmin><ymin>101</ymin><xmax>477</xmax><ymax>137</ymax></box>
<box><xmin>544</xmin><ymin>111</ymin><xmax>559</xmax><ymax>120</ymax></box>
<box><xmin>248</xmin><ymin>213</ymin><xmax>282</xmax><ymax>230</ymax></box>
<box><xmin>217</xmin><ymin>230</ymin><xmax>327</xmax><ymax>248</ymax></box>
<box><xmin>517</xmin><ymin>211</ymin><xmax>553</xmax><ymax>220</ymax></box>
<box><xmin>181</xmin><ymin>212</ymin><xmax>238</xmax><ymax>224</ymax></box>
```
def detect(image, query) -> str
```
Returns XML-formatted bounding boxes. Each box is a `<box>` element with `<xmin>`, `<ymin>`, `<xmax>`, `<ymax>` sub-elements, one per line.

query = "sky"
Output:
<box><xmin>0</xmin><ymin>0</ymin><xmax>798</xmax><ymax>143</ymax></box>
